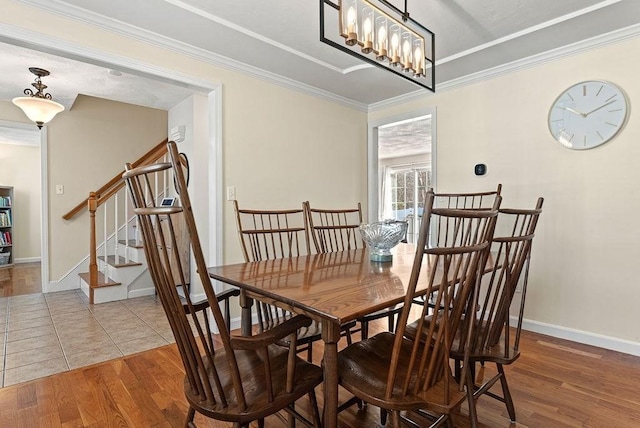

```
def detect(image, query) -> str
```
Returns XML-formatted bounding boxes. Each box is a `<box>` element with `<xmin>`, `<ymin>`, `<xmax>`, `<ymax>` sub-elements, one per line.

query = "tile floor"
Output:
<box><xmin>0</xmin><ymin>290</ymin><xmax>173</xmax><ymax>387</ymax></box>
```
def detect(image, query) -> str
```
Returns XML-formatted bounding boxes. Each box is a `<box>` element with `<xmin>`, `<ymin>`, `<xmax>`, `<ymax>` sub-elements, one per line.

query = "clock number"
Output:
<box><xmin>596</xmin><ymin>85</ymin><xmax>604</xmax><ymax>97</ymax></box>
<box><xmin>605</xmin><ymin>94</ymin><xmax>617</xmax><ymax>102</ymax></box>
<box><xmin>583</xmin><ymin>85</ymin><xmax>587</xmax><ymax>96</ymax></box>
<box><xmin>605</xmin><ymin>122</ymin><xmax>618</xmax><ymax>128</ymax></box>
<box><xmin>597</xmin><ymin>131</ymin><xmax>604</xmax><ymax>140</ymax></box>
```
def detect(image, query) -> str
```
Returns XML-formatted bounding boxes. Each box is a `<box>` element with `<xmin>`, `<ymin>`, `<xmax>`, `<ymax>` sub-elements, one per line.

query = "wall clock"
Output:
<box><xmin>548</xmin><ymin>80</ymin><xmax>628</xmax><ymax>150</ymax></box>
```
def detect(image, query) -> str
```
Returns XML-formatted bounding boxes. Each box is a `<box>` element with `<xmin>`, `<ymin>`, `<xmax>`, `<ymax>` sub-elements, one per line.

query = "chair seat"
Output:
<box><xmin>337</xmin><ymin>332</ymin><xmax>466</xmax><ymax>415</ymax></box>
<box><xmin>186</xmin><ymin>343</ymin><xmax>323</xmax><ymax>424</ymax></box>
<box><xmin>405</xmin><ymin>317</ymin><xmax>521</xmax><ymax>364</ymax></box>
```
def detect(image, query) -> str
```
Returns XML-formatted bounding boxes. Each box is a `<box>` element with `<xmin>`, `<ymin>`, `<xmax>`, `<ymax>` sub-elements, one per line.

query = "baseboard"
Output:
<box><xmin>14</xmin><ymin>257</ymin><xmax>41</xmax><ymax>263</ymax></box>
<box><xmin>128</xmin><ymin>287</ymin><xmax>156</xmax><ymax>299</ymax></box>
<box><xmin>518</xmin><ymin>317</ymin><xmax>640</xmax><ymax>357</ymax></box>
<box><xmin>47</xmin><ymin>279</ymin><xmax>80</xmax><ymax>293</ymax></box>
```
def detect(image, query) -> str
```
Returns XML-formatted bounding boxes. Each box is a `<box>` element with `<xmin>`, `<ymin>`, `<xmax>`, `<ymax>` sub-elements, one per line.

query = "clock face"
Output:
<box><xmin>548</xmin><ymin>81</ymin><xmax>628</xmax><ymax>150</ymax></box>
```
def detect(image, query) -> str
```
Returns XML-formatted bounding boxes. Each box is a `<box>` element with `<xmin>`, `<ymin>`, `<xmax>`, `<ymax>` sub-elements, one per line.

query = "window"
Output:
<box><xmin>383</xmin><ymin>165</ymin><xmax>431</xmax><ymax>243</ymax></box>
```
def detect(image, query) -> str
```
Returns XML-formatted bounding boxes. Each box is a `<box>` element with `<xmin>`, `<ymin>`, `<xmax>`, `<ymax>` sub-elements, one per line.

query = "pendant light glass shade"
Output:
<box><xmin>13</xmin><ymin>67</ymin><xmax>65</xmax><ymax>129</ymax></box>
<box><xmin>12</xmin><ymin>97</ymin><xmax>64</xmax><ymax>129</ymax></box>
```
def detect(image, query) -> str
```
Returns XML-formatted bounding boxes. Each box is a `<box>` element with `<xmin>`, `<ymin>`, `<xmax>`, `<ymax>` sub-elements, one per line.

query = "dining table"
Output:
<box><xmin>207</xmin><ymin>243</ymin><xmax>433</xmax><ymax>427</ymax></box>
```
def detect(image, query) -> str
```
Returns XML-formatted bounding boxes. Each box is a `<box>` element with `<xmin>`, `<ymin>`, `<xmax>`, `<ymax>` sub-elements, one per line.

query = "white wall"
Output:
<box><xmin>370</xmin><ymin>36</ymin><xmax>640</xmax><ymax>349</ymax></box>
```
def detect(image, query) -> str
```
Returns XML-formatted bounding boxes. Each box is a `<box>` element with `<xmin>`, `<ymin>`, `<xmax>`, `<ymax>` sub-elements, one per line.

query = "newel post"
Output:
<box><xmin>88</xmin><ymin>191</ymin><xmax>98</xmax><ymax>290</ymax></box>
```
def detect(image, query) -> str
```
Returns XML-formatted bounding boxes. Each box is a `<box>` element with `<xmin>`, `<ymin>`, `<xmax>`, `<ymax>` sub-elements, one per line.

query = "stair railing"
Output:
<box><xmin>64</xmin><ymin>138</ymin><xmax>172</xmax><ymax>295</ymax></box>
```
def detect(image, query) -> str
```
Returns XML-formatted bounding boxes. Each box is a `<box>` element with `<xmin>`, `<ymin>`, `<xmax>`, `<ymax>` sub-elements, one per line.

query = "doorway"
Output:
<box><xmin>367</xmin><ymin>109</ymin><xmax>436</xmax><ymax>243</ymax></box>
<box><xmin>0</xmin><ymin>121</ymin><xmax>44</xmax><ymax>296</ymax></box>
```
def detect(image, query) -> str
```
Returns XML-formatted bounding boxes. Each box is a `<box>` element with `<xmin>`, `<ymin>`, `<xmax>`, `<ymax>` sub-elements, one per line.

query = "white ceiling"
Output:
<box><xmin>1</xmin><ymin>0</ymin><xmax>639</xmax><ymax>114</ymax></box>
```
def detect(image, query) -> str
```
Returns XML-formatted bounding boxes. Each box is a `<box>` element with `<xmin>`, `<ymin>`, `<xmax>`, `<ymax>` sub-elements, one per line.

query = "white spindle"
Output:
<box><xmin>125</xmin><ymin>189</ymin><xmax>130</xmax><ymax>263</ymax></box>
<box><xmin>114</xmin><ymin>193</ymin><xmax>119</xmax><ymax>263</ymax></box>
<box><xmin>103</xmin><ymin>203</ymin><xmax>108</xmax><ymax>277</ymax></box>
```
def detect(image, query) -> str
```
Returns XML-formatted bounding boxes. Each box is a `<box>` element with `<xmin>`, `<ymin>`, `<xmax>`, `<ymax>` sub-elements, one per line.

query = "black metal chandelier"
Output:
<box><xmin>320</xmin><ymin>0</ymin><xmax>435</xmax><ymax>92</ymax></box>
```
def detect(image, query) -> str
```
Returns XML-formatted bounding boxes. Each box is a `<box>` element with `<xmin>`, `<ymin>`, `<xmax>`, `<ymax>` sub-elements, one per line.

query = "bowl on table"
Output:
<box><xmin>359</xmin><ymin>220</ymin><xmax>408</xmax><ymax>262</ymax></box>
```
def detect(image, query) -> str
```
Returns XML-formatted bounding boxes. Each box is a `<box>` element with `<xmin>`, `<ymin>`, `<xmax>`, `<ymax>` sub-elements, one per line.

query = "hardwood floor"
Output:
<box><xmin>0</xmin><ymin>320</ymin><xmax>639</xmax><ymax>427</ymax></box>
<box><xmin>0</xmin><ymin>263</ymin><xmax>42</xmax><ymax>297</ymax></box>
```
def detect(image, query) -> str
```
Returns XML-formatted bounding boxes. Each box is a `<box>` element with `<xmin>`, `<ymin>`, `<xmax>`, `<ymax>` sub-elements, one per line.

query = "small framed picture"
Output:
<box><xmin>161</xmin><ymin>197</ymin><xmax>176</xmax><ymax>207</ymax></box>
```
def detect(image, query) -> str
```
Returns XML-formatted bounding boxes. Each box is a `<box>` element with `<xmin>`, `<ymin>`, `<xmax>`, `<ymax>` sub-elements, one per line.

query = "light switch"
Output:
<box><xmin>56</xmin><ymin>184</ymin><xmax>64</xmax><ymax>195</ymax></box>
<box><xmin>226</xmin><ymin>186</ymin><xmax>236</xmax><ymax>201</ymax></box>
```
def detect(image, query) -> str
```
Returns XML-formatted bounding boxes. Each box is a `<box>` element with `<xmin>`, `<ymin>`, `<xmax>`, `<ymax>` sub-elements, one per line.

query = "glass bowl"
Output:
<box><xmin>359</xmin><ymin>220</ymin><xmax>408</xmax><ymax>262</ymax></box>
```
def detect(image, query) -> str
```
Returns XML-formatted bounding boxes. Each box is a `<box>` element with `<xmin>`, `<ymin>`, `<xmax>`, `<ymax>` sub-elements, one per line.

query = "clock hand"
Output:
<box><xmin>559</xmin><ymin>106</ymin><xmax>585</xmax><ymax>117</ymax></box>
<box><xmin>584</xmin><ymin>99</ymin><xmax>617</xmax><ymax>117</ymax></box>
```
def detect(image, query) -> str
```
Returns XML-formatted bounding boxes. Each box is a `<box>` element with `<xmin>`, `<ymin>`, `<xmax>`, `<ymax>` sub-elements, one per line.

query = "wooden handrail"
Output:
<box><xmin>62</xmin><ymin>138</ymin><xmax>169</xmax><ymax>220</ymax></box>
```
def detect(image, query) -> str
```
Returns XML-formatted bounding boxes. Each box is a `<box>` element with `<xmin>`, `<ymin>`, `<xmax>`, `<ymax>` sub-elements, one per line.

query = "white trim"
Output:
<box><xmin>369</xmin><ymin>23</ymin><xmax>640</xmax><ymax>112</ymax></box>
<box><xmin>40</xmin><ymin>125</ymin><xmax>49</xmax><ymax>293</ymax></box>
<box><xmin>14</xmin><ymin>257</ymin><xmax>41</xmax><ymax>263</ymax></box>
<box><xmin>518</xmin><ymin>317</ymin><xmax>640</xmax><ymax>357</ymax></box>
<box><xmin>4</xmin><ymin>3</ymin><xmax>367</xmax><ymax>112</ymax></box>
<box><xmin>437</xmin><ymin>0</ymin><xmax>625</xmax><ymax>66</ymax></box>
<box><xmin>128</xmin><ymin>287</ymin><xmax>156</xmax><ymax>299</ymax></box>
<box><xmin>208</xmin><ymin>86</ymin><xmax>223</xmax><ymax>279</ymax></box>
<box><xmin>367</xmin><ymin>108</ymin><xmax>437</xmax><ymax>223</ymax></box>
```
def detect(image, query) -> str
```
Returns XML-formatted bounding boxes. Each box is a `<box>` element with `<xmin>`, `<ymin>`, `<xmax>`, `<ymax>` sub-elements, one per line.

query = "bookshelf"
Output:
<box><xmin>0</xmin><ymin>186</ymin><xmax>13</xmax><ymax>268</ymax></box>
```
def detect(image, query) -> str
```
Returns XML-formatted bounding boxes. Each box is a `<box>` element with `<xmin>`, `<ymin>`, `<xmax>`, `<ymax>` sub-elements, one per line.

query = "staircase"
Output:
<box><xmin>64</xmin><ymin>139</ymin><xmax>176</xmax><ymax>304</ymax></box>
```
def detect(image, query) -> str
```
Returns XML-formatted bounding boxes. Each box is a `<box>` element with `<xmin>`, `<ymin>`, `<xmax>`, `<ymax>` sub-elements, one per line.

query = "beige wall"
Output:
<box><xmin>370</xmin><ymin>37</ymin><xmax>640</xmax><ymax>343</ymax></box>
<box><xmin>223</xmin><ymin>81</ymin><xmax>367</xmax><ymax>263</ymax></box>
<box><xmin>0</xmin><ymin>142</ymin><xmax>41</xmax><ymax>259</ymax></box>
<box><xmin>47</xmin><ymin>95</ymin><xmax>167</xmax><ymax>279</ymax></box>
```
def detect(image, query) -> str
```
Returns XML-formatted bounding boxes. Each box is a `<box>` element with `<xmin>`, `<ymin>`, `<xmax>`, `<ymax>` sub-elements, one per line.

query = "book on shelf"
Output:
<box><xmin>0</xmin><ymin>231</ymin><xmax>10</xmax><ymax>246</ymax></box>
<box><xmin>0</xmin><ymin>196</ymin><xmax>10</xmax><ymax>207</ymax></box>
<box><xmin>0</xmin><ymin>211</ymin><xmax>10</xmax><ymax>227</ymax></box>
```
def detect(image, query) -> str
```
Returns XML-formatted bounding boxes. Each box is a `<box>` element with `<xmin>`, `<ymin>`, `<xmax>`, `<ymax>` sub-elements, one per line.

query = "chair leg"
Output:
<box><xmin>288</xmin><ymin>402</ymin><xmax>295</xmax><ymax>428</ymax></box>
<box><xmin>497</xmin><ymin>364</ymin><xmax>516</xmax><ymax>422</ymax></box>
<box><xmin>465</xmin><ymin>369</ymin><xmax>479</xmax><ymax>428</ymax></box>
<box><xmin>361</xmin><ymin>320</ymin><xmax>369</xmax><ymax>340</ymax></box>
<box><xmin>308</xmin><ymin>390</ymin><xmax>322</xmax><ymax>428</ymax></box>
<box><xmin>257</xmin><ymin>419</ymin><xmax>265</xmax><ymax>428</ymax></box>
<box><xmin>391</xmin><ymin>410</ymin><xmax>401</xmax><ymax>427</ymax></box>
<box><xmin>184</xmin><ymin>406</ymin><xmax>195</xmax><ymax>428</ymax></box>
<box><xmin>345</xmin><ymin>326</ymin><xmax>353</xmax><ymax>345</ymax></box>
<box><xmin>307</xmin><ymin>342</ymin><xmax>313</xmax><ymax>362</ymax></box>
<box><xmin>387</xmin><ymin>312</ymin><xmax>394</xmax><ymax>332</ymax></box>
<box><xmin>380</xmin><ymin>408</ymin><xmax>388</xmax><ymax>426</ymax></box>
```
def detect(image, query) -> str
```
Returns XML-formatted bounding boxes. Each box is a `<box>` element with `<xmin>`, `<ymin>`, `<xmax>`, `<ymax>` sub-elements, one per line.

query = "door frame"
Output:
<box><xmin>0</xmin><ymin>30</ymin><xmax>222</xmax><ymax>293</ymax></box>
<box><xmin>367</xmin><ymin>107</ymin><xmax>437</xmax><ymax>223</ymax></box>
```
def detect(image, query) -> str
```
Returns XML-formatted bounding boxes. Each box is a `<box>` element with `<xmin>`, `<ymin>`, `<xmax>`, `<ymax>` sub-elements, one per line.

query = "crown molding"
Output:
<box><xmin>13</xmin><ymin>0</ymin><xmax>368</xmax><ymax>112</ymax></box>
<box><xmin>368</xmin><ymin>23</ymin><xmax>640</xmax><ymax>113</ymax></box>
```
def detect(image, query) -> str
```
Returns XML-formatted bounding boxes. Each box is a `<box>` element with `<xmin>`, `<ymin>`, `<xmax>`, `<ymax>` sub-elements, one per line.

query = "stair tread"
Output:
<box><xmin>98</xmin><ymin>255</ymin><xmax>142</xmax><ymax>267</ymax></box>
<box><xmin>118</xmin><ymin>239</ymin><xmax>144</xmax><ymax>248</ymax></box>
<box><xmin>79</xmin><ymin>272</ymin><xmax>122</xmax><ymax>288</ymax></box>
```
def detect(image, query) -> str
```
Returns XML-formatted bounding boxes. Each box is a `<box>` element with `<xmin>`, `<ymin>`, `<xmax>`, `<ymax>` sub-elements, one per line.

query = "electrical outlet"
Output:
<box><xmin>55</xmin><ymin>184</ymin><xmax>64</xmax><ymax>195</ymax></box>
<box><xmin>226</xmin><ymin>186</ymin><xmax>236</xmax><ymax>201</ymax></box>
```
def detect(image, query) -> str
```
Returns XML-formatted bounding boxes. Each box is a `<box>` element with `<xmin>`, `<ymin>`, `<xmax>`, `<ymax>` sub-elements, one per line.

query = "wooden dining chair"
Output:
<box><xmin>304</xmin><ymin>201</ymin><xmax>402</xmax><ymax>340</ymax></box>
<box><xmin>123</xmin><ymin>141</ymin><xmax>322</xmax><ymax>428</ymax></box>
<box><xmin>233</xmin><ymin>200</ymin><xmax>354</xmax><ymax>362</ymax></box>
<box><xmin>433</xmin><ymin>184</ymin><xmax>502</xmax><ymax>210</ymax></box>
<box><xmin>451</xmin><ymin>198</ymin><xmax>544</xmax><ymax>423</ymax></box>
<box><xmin>412</xmin><ymin>185</ymin><xmax>503</xmax><ymax>310</ymax></box>
<box><xmin>337</xmin><ymin>190</ymin><xmax>500</xmax><ymax>428</ymax></box>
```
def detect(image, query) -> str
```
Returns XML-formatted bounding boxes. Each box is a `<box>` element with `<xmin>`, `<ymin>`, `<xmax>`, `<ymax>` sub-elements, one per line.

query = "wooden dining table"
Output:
<box><xmin>207</xmin><ymin>244</ymin><xmax>430</xmax><ymax>427</ymax></box>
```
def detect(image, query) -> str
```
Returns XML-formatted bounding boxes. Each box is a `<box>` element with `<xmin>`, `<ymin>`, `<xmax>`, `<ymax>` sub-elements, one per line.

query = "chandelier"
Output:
<box><xmin>12</xmin><ymin>67</ymin><xmax>65</xmax><ymax>129</ymax></box>
<box><xmin>320</xmin><ymin>0</ymin><xmax>435</xmax><ymax>92</ymax></box>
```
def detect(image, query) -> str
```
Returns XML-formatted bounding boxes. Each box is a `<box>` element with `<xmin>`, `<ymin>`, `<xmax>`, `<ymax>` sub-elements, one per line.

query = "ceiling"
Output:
<box><xmin>1</xmin><ymin>0</ymin><xmax>639</xmax><ymax>113</ymax></box>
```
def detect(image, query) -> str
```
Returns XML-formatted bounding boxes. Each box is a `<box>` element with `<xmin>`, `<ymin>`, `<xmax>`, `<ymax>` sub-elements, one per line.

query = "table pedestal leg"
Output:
<box><xmin>239</xmin><ymin>291</ymin><xmax>253</xmax><ymax>336</ymax></box>
<box><xmin>322</xmin><ymin>321</ymin><xmax>340</xmax><ymax>428</ymax></box>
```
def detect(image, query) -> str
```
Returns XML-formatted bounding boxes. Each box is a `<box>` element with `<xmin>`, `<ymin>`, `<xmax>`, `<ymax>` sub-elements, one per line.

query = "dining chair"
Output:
<box><xmin>304</xmin><ymin>201</ymin><xmax>402</xmax><ymax>341</ymax></box>
<box><xmin>233</xmin><ymin>200</ymin><xmax>355</xmax><ymax>362</ymax></box>
<box><xmin>451</xmin><ymin>198</ymin><xmax>544</xmax><ymax>423</ymax></box>
<box><xmin>337</xmin><ymin>190</ymin><xmax>500</xmax><ymax>428</ymax></box>
<box><xmin>123</xmin><ymin>141</ymin><xmax>322</xmax><ymax>428</ymax></box>
<box><xmin>412</xmin><ymin>185</ymin><xmax>503</xmax><ymax>310</ymax></box>
<box><xmin>433</xmin><ymin>184</ymin><xmax>502</xmax><ymax>210</ymax></box>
